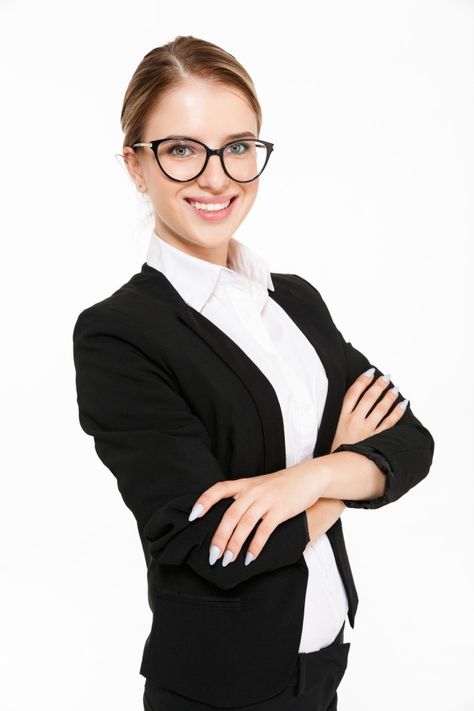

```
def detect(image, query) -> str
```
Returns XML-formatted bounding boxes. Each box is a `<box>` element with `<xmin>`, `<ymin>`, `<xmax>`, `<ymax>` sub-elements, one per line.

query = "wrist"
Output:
<box><xmin>309</xmin><ymin>454</ymin><xmax>333</xmax><ymax>499</ymax></box>
<box><xmin>305</xmin><ymin>497</ymin><xmax>346</xmax><ymax>541</ymax></box>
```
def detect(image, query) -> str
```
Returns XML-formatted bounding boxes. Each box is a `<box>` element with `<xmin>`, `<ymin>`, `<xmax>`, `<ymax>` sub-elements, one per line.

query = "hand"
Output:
<box><xmin>303</xmin><ymin>369</ymin><xmax>408</xmax><ymax>542</ymax></box>
<box><xmin>330</xmin><ymin>368</ymin><xmax>408</xmax><ymax>453</ymax></box>
<box><xmin>187</xmin><ymin>461</ymin><xmax>328</xmax><ymax>567</ymax></box>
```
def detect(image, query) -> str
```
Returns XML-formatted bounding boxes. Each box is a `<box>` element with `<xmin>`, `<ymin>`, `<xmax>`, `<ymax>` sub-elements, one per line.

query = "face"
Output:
<box><xmin>123</xmin><ymin>78</ymin><xmax>260</xmax><ymax>267</ymax></box>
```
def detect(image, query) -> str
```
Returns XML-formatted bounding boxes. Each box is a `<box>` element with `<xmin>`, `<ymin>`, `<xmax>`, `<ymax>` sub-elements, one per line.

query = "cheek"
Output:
<box><xmin>149</xmin><ymin>182</ymin><xmax>182</xmax><ymax>218</ymax></box>
<box><xmin>240</xmin><ymin>185</ymin><xmax>259</xmax><ymax>213</ymax></box>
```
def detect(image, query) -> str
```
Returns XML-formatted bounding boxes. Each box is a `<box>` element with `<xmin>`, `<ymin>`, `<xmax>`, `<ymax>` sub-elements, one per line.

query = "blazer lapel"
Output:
<box><xmin>268</xmin><ymin>278</ymin><xmax>346</xmax><ymax>457</ymax></box>
<box><xmin>177</xmin><ymin>305</ymin><xmax>287</xmax><ymax>473</ymax></box>
<box><xmin>137</xmin><ymin>263</ymin><xmax>345</xmax><ymax>472</ymax></box>
<box><xmin>177</xmin><ymin>274</ymin><xmax>346</xmax><ymax>471</ymax></box>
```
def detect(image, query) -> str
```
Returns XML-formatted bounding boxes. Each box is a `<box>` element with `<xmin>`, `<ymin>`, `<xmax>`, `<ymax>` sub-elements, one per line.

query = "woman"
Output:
<box><xmin>72</xmin><ymin>36</ymin><xmax>435</xmax><ymax>710</ymax></box>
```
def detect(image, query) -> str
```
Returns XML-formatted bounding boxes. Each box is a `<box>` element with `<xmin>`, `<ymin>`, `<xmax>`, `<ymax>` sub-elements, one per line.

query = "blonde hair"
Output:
<box><xmin>121</xmin><ymin>35</ymin><xmax>262</xmax><ymax>152</ymax></box>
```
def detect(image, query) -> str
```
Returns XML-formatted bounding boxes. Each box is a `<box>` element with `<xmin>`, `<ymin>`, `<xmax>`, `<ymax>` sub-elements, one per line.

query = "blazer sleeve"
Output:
<box><xmin>72</xmin><ymin>303</ymin><xmax>310</xmax><ymax>591</ymax></box>
<box><xmin>292</xmin><ymin>275</ymin><xmax>435</xmax><ymax>510</ymax></box>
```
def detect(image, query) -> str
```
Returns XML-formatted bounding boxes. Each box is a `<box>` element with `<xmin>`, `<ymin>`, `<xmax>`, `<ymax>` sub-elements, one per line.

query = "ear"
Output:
<box><xmin>123</xmin><ymin>146</ymin><xmax>147</xmax><ymax>192</ymax></box>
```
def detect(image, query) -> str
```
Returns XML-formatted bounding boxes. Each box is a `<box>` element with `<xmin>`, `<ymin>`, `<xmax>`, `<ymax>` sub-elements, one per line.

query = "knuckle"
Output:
<box><xmin>214</xmin><ymin>519</ymin><xmax>233</xmax><ymax>544</ymax></box>
<box><xmin>257</xmin><ymin>516</ymin><xmax>277</xmax><ymax>538</ymax></box>
<box><xmin>377</xmin><ymin>416</ymin><xmax>392</xmax><ymax>431</ymax></box>
<box><xmin>370</xmin><ymin>399</ymin><xmax>385</xmax><ymax>413</ymax></box>
<box><xmin>240</xmin><ymin>510</ymin><xmax>256</xmax><ymax>528</ymax></box>
<box><xmin>254</xmin><ymin>524</ymin><xmax>270</xmax><ymax>541</ymax></box>
<box><xmin>385</xmin><ymin>405</ymin><xmax>400</xmax><ymax>421</ymax></box>
<box><xmin>392</xmin><ymin>405</ymin><xmax>405</xmax><ymax>420</ymax></box>
<box><xmin>376</xmin><ymin>400</ymin><xmax>391</xmax><ymax>417</ymax></box>
<box><xmin>202</xmin><ymin>483</ymin><xmax>221</xmax><ymax>501</ymax></box>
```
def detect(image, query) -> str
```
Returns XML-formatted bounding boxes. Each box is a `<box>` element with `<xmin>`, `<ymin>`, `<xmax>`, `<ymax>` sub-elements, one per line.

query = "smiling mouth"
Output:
<box><xmin>185</xmin><ymin>196</ymin><xmax>238</xmax><ymax>212</ymax></box>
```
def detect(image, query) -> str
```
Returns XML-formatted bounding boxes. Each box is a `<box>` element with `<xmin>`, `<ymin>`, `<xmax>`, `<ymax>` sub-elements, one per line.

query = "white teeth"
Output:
<box><xmin>189</xmin><ymin>199</ymin><xmax>231</xmax><ymax>211</ymax></box>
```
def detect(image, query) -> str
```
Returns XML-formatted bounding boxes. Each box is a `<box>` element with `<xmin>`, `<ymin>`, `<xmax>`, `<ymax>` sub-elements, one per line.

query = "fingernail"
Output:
<box><xmin>381</xmin><ymin>372</ymin><xmax>391</xmax><ymax>382</ymax></box>
<box><xmin>245</xmin><ymin>552</ymin><xmax>254</xmax><ymax>566</ymax></box>
<box><xmin>390</xmin><ymin>385</ymin><xmax>399</xmax><ymax>395</ymax></box>
<box><xmin>222</xmin><ymin>550</ymin><xmax>234</xmax><ymax>567</ymax></box>
<box><xmin>188</xmin><ymin>503</ymin><xmax>204</xmax><ymax>521</ymax></box>
<box><xmin>209</xmin><ymin>545</ymin><xmax>221</xmax><ymax>565</ymax></box>
<box><xmin>362</xmin><ymin>367</ymin><xmax>375</xmax><ymax>377</ymax></box>
<box><xmin>399</xmin><ymin>398</ymin><xmax>409</xmax><ymax>410</ymax></box>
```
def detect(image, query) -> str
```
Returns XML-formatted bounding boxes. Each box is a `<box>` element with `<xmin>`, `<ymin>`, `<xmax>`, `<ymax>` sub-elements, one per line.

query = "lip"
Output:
<box><xmin>184</xmin><ymin>195</ymin><xmax>239</xmax><ymax>222</ymax></box>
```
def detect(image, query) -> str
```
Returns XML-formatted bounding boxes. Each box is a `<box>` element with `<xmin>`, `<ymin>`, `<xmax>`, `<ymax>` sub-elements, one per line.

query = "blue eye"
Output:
<box><xmin>167</xmin><ymin>143</ymin><xmax>194</xmax><ymax>157</ymax></box>
<box><xmin>227</xmin><ymin>142</ymin><xmax>250</xmax><ymax>155</ymax></box>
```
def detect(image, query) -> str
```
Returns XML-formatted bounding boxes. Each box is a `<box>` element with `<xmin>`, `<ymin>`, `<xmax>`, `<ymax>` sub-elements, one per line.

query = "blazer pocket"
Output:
<box><xmin>152</xmin><ymin>587</ymin><xmax>241</xmax><ymax>609</ymax></box>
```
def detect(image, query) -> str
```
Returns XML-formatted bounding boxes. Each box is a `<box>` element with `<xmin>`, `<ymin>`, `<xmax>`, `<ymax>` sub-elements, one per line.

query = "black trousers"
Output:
<box><xmin>143</xmin><ymin>622</ymin><xmax>350</xmax><ymax>711</ymax></box>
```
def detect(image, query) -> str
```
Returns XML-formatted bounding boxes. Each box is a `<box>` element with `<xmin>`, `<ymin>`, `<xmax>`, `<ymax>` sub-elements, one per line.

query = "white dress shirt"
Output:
<box><xmin>145</xmin><ymin>230</ymin><xmax>349</xmax><ymax>652</ymax></box>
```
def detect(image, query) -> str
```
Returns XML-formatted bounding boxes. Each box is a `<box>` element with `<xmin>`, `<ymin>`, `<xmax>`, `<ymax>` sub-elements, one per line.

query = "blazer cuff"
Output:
<box><xmin>144</xmin><ymin>493</ymin><xmax>310</xmax><ymax>590</ymax></box>
<box><xmin>333</xmin><ymin>442</ymin><xmax>396</xmax><ymax>509</ymax></box>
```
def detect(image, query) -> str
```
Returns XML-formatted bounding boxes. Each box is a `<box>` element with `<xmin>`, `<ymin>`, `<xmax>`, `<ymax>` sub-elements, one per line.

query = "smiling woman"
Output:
<box><xmin>73</xmin><ymin>34</ymin><xmax>434</xmax><ymax>711</ymax></box>
<box><xmin>120</xmin><ymin>43</ymin><xmax>271</xmax><ymax>266</ymax></box>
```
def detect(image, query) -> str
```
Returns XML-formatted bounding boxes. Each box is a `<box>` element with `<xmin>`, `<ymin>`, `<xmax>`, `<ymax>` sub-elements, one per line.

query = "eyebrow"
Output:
<box><xmin>162</xmin><ymin>131</ymin><xmax>257</xmax><ymax>141</ymax></box>
<box><xmin>224</xmin><ymin>131</ymin><xmax>257</xmax><ymax>140</ymax></box>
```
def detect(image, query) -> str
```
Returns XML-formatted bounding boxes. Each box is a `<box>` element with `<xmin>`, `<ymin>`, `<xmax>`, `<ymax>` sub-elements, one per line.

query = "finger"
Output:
<box><xmin>188</xmin><ymin>479</ymin><xmax>240</xmax><ymax>522</ymax></box>
<box><xmin>374</xmin><ymin>397</ymin><xmax>410</xmax><ymax>433</ymax></box>
<box><xmin>340</xmin><ymin>367</ymin><xmax>376</xmax><ymax>414</ymax></box>
<box><xmin>241</xmin><ymin>508</ymin><xmax>281</xmax><ymax>565</ymax></box>
<box><xmin>365</xmin><ymin>384</ymin><xmax>400</xmax><ymax>427</ymax></box>
<box><xmin>208</xmin><ymin>496</ymin><xmax>256</xmax><ymax>565</ymax></box>
<box><xmin>355</xmin><ymin>372</ymin><xmax>393</xmax><ymax>417</ymax></box>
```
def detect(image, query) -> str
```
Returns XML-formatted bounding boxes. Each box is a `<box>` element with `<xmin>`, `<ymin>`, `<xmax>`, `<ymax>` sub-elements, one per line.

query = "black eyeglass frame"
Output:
<box><xmin>130</xmin><ymin>137</ymin><xmax>275</xmax><ymax>183</ymax></box>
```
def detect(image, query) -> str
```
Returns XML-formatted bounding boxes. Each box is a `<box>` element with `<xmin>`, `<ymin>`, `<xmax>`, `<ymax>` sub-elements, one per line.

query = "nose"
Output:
<box><xmin>197</xmin><ymin>152</ymin><xmax>231</xmax><ymax>189</ymax></box>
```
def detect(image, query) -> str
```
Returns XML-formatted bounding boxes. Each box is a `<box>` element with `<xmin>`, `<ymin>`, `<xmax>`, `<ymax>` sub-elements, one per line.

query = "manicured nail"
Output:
<box><xmin>245</xmin><ymin>552</ymin><xmax>254</xmax><ymax>566</ymax></box>
<box><xmin>188</xmin><ymin>503</ymin><xmax>204</xmax><ymax>521</ymax></box>
<box><xmin>209</xmin><ymin>545</ymin><xmax>221</xmax><ymax>565</ymax></box>
<box><xmin>222</xmin><ymin>550</ymin><xmax>234</xmax><ymax>567</ymax></box>
<box><xmin>381</xmin><ymin>372</ymin><xmax>391</xmax><ymax>382</ymax></box>
<box><xmin>362</xmin><ymin>367</ymin><xmax>375</xmax><ymax>377</ymax></box>
<box><xmin>399</xmin><ymin>398</ymin><xmax>409</xmax><ymax>410</ymax></box>
<box><xmin>390</xmin><ymin>385</ymin><xmax>399</xmax><ymax>395</ymax></box>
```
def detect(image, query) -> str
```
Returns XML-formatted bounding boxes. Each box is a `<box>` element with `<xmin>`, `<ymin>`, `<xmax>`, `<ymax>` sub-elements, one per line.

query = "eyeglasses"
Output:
<box><xmin>130</xmin><ymin>136</ymin><xmax>274</xmax><ymax>183</ymax></box>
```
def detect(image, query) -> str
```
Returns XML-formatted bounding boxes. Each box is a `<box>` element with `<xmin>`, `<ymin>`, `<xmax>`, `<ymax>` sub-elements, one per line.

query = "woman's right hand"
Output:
<box><xmin>330</xmin><ymin>368</ymin><xmax>409</xmax><ymax>453</ymax></box>
<box><xmin>306</xmin><ymin>369</ymin><xmax>408</xmax><ymax>542</ymax></box>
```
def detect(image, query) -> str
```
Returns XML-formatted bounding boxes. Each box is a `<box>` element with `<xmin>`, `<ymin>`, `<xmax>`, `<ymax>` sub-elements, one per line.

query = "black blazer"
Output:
<box><xmin>72</xmin><ymin>263</ymin><xmax>435</xmax><ymax>708</ymax></box>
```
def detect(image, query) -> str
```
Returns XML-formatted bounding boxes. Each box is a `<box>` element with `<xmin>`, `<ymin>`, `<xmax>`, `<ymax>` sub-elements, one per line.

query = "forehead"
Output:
<box><xmin>143</xmin><ymin>79</ymin><xmax>258</xmax><ymax>142</ymax></box>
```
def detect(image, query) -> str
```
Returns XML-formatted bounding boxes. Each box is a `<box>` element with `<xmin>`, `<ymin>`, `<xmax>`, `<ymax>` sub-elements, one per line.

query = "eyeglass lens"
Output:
<box><xmin>157</xmin><ymin>139</ymin><xmax>268</xmax><ymax>181</ymax></box>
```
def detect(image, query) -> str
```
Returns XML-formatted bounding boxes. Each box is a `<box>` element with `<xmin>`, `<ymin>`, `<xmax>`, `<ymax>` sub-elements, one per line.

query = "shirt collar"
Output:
<box><xmin>145</xmin><ymin>230</ymin><xmax>275</xmax><ymax>313</ymax></box>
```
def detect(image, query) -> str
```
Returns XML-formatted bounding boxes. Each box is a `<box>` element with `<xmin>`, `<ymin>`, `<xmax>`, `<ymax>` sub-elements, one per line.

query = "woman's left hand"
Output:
<box><xmin>187</xmin><ymin>464</ymin><xmax>326</xmax><ymax>567</ymax></box>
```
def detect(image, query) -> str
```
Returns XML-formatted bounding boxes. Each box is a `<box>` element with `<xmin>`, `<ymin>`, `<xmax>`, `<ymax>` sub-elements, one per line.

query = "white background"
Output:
<box><xmin>0</xmin><ymin>1</ymin><xmax>473</xmax><ymax>709</ymax></box>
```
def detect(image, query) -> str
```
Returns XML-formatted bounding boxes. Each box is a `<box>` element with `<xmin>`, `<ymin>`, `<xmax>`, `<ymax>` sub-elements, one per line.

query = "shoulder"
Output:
<box><xmin>75</xmin><ymin>265</ymin><xmax>146</xmax><ymax>322</ymax></box>
<box><xmin>271</xmin><ymin>271</ymin><xmax>323</xmax><ymax>298</ymax></box>
<box><xmin>272</xmin><ymin>272</ymin><xmax>335</xmax><ymax>320</ymax></box>
<box><xmin>73</xmin><ymin>263</ymin><xmax>176</xmax><ymax>344</ymax></box>
<box><xmin>271</xmin><ymin>272</ymin><xmax>346</xmax><ymax>351</ymax></box>
<box><xmin>289</xmin><ymin>273</ymin><xmax>323</xmax><ymax>298</ymax></box>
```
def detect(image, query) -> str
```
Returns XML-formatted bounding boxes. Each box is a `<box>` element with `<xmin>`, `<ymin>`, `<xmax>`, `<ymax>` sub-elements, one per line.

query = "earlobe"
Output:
<box><xmin>123</xmin><ymin>148</ymin><xmax>147</xmax><ymax>190</ymax></box>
